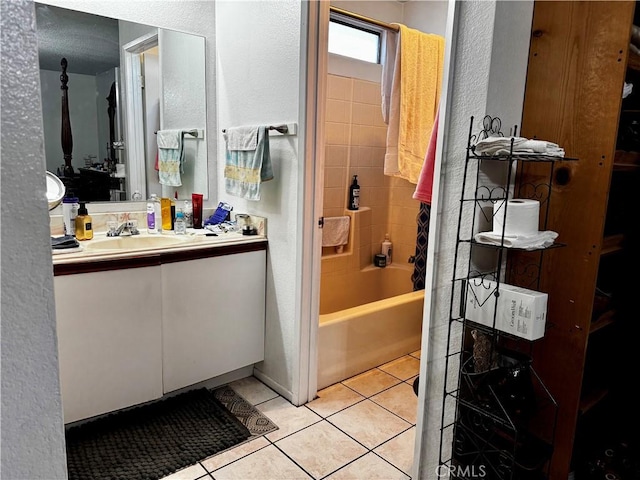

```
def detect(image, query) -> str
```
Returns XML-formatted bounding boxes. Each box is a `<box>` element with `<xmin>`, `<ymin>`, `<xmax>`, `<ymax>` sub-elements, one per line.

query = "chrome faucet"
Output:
<box><xmin>114</xmin><ymin>221</ymin><xmax>140</xmax><ymax>237</ymax></box>
<box><xmin>107</xmin><ymin>214</ymin><xmax>140</xmax><ymax>237</ymax></box>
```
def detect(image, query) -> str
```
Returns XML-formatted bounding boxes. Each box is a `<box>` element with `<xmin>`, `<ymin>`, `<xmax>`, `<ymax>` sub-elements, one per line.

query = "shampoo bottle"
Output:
<box><xmin>75</xmin><ymin>203</ymin><xmax>93</xmax><ymax>240</ymax></box>
<box><xmin>147</xmin><ymin>194</ymin><xmax>160</xmax><ymax>234</ymax></box>
<box><xmin>382</xmin><ymin>233</ymin><xmax>392</xmax><ymax>265</ymax></box>
<box><xmin>348</xmin><ymin>175</ymin><xmax>360</xmax><ymax>210</ymax></box>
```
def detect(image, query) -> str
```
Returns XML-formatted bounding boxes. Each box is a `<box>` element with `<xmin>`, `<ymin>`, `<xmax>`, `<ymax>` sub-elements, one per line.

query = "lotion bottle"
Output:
<box><xmin>174</xmin><ymin>209</ymin><xmax>186</xmax><ymax>235</ymax></box>
<box><xmin>75</xmin><ymin>203</ymin><xmax>93</xmax><ymax>240</ymax></box>
<box><xmin>348</xmin><ymin>175</ymin><xmax>360</xmax><ymax>210</ymax></box>
<box><xmin>382</xmin><ymin>233</ymin><xmax>392</xmax><ymax>265</ymax></box>
<box><xmin>147</xmin><ymin>194</ymin><xmax>160</xmax><ymax>234</ymax></box>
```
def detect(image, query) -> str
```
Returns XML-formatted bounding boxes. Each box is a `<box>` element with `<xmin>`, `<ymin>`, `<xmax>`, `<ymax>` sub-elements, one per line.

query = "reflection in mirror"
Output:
<box><xmin>35</xmin><ymin>4</ymin><xmax>208</xmax><ymax>203</ymax></box>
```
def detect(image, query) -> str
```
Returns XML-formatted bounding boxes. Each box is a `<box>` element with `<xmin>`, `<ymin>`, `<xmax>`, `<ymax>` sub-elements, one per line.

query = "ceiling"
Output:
<box><xmin>35</xmin><ymin>4</ymin><xmax>120</xmax><ymax>75</ymax></box>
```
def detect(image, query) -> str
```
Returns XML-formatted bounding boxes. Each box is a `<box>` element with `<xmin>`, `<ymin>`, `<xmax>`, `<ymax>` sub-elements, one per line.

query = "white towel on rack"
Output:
<box><xmin>157</xmin><ymin>129</ymin><xmax>185</xmax><ymax>186</ymax></box>
<box><xmin>224</xmin><ymin>126</ymin><xmax>273</xmax><ymax>201</ymax></box>
<box><xmin>474</xmin><ymin>136</ymin><xmax>565</xmax><ymax>157</ymax></box>
<box><xmin>322</xmin><ymin>216</ymin><xmax>351</xmax><ymax>247</ymax></box>
<box><xmin>223</xmin><ymin>126</ymin><xmax>259</xmax><ymax>151</ymax></box>
<box><xmin>474</xmin><ymin>230</ymin><xmax>558</xmax><ymax>250</ymax></box>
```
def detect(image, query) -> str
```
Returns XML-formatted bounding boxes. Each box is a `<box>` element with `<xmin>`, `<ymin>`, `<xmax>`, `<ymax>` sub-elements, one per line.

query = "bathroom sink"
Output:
<box><xmin>84</xmin><ymin>235</ymin><xmax>190</xmax><ymax>251</ymax></box>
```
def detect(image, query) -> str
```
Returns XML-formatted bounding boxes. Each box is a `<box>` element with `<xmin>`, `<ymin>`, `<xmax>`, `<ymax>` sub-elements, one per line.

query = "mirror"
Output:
<box><xmin>35</xmin><ymin>4</ymin><xmax>208</xmax><ymax>203</ymax></box>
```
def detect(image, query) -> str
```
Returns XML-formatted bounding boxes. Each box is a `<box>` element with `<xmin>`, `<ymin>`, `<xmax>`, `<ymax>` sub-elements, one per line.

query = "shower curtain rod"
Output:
<box><xmin>329</xmin><ymin>6</ymin><xmax>400</xmax><ymax>33</ymax></box>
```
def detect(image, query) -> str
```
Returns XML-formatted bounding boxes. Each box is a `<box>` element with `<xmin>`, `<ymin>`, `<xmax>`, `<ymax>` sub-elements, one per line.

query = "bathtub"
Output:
<box><xmin>318</xmin><ymin>265</ymin><xmax>424</xmax><ymax>390</ymax></box>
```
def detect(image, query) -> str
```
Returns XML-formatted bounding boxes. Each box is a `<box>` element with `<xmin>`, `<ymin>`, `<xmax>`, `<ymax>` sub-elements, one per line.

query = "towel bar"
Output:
<box><xmin>222</xmin><ymin>123</ymin><xmax>297</xmax><ymax>136</ymax></box>
<box><xmin>154</xmin><ymin>129</ymin><xmax>200</xmax><ymax>138</ymax></box>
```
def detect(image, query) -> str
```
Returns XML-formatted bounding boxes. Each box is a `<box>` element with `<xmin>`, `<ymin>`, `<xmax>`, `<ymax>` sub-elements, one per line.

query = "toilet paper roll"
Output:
<box><xmin>493</xmin><ymin>199</ymin><xmax>540</xmax><ymax>236</ymax></box>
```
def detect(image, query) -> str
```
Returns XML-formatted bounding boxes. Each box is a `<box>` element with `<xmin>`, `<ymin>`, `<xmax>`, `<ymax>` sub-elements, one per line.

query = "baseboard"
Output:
<box><xmin>253</xmin><ymin>368</ymin><xmax>294</xmax><ymax>404</ymax></box>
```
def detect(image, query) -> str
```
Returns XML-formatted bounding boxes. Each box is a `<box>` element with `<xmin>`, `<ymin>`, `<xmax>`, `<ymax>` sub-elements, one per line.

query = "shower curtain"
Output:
<box><xmin>411</xmin><ymin>202</ymin><xmax>430</xmax><ymax>290</ymax></box>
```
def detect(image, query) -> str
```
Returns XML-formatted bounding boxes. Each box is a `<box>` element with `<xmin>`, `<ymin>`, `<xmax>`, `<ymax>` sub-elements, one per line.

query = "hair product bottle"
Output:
<box><xmin>161</xmin><ymin>198</ymin><xmax>173</xmax><ymax>231</ymax></box>
<box><xmin>147</xmin><ymin>194</ymin><xmax>160</xmax><ymax>234</ymax></box>
<box><xmin>75</xmin><ymin>202</ymin><xmax>93</xmax><ymax>240</ymax></box>
<box><xmin>348</xmin><ymin>175</ymin><xmax>360</xmax><ymax>211</ymax></box>
<box><xmin>382</xmin><ymin>233</ymin><xmax>392</xmax><ymax>265</ymax></box>
<box><xmin>62</xmin><ymin>196</ymin><xmax>79</xmax><ymax>236</ymax></box>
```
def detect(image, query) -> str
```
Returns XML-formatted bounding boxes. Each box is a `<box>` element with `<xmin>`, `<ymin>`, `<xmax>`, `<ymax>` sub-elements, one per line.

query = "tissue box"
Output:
<box><xmin>465</xmin><ymin>279</ymin><xmax>547</xmax><ymax>340</ymax></box>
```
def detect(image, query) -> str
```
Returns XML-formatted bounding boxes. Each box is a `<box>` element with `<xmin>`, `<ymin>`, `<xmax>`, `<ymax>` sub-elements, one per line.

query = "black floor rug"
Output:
<box><xmin>65</xmin><ymin>388</ymin><xmax>251</xmax><ymax>480</ymax></box>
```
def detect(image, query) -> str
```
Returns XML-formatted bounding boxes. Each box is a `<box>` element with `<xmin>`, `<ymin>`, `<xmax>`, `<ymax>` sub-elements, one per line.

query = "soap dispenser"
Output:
<box><xmin>75</xmin><ymin>202</ymin><xmax>93</xmax><ymax>240</ymax></box>
<box><xmin>348</xmin><ymin>175</ymin><xmax>360</xmax><ymax>211</ymax></box>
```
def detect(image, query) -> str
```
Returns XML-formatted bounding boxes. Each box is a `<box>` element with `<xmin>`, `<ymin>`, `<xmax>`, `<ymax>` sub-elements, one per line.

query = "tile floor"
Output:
<box><xmin>160</xmin><ymin>351</ymin><xmax>421</xmax><ymax>480</ymax></box>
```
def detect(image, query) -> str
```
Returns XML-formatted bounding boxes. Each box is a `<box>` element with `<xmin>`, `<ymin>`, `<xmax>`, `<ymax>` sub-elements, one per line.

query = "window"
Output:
<box><xmin>328</xmin><ymin>13</ymin><xmax>383</xmax><ymax>64</ymax></box>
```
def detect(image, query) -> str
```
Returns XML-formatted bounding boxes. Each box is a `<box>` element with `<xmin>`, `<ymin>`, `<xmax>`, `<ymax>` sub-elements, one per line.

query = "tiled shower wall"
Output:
<box><xmin>323</xmin><ymin>73</ymin><xmax>420</xmax><ymax>275</ymax></box>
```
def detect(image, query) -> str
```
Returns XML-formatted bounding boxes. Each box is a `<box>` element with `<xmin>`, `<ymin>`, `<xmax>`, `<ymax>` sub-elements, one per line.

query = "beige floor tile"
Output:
<box><xmin>325</xmin><ymin>452</ymin><xmax>409</xmax><ymax>480</ymax></box>
<box><xmin>410</xmin><ymin>350</ymin><xmax>421</xmax><ymax>359</ymax></box>
<box><xmin>371</xmin><ymin>383</ymin><xmax>418</xmax><ymax>425</ymax></box>
<box><xmin>374</xmin><ymin>427</ymin><xmax>416</xmax><ymax>475</ymax></box>
<box><xmin>306</xmin><ymin>383</ymin><xmax>365</xmax><ymax>418</ymax></box>
<box><xmin>228</xmin><ymin>377</ymin><xmax>278</xmax><ymax>405</ymax></box>
<box><xmin>276</xmin><ymin>421</ymin><xmax>367</xmax><ymax>479</ymax></box>
<box><xmin>159</xmin><ymin>463</ymin><xmax>208</xmax><ymax>480</ymax></box>
<box><xmin>257</xmin><ymin>397</ymin><xmax>321</xmax><ymax>442</ymax></box>
<box><xmin>379</xmin><ymin>356</ymin><xmax>421</xmax><ymax>381</ymax></box>
<box><xmin>328</xmin><ymin>400</ymin><xmax>411</xmax><ymax>449</ymax></box>
<box><xmin>213</xmin><ymin>444</ymin><xmax>311</xmax><ymax>480</ymax></box>
<box><xmin>342</xmin><ymin>369</ymin><xmax>401</xmax><ymax>397</ymax></box>
<box><xmin>200</xmin><ymin>436</ymin><xmax>269</xmax><ymax>472</ymax></box>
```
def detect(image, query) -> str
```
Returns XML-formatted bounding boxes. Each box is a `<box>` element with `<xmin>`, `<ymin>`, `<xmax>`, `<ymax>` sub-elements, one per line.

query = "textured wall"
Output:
<box><xmin>215</xmin><ymin>0</ymin><xmax>302</xmax><ymax>396</ymax></box>
<box><xmin>1</xmin><ymin>1</ymin><xmax>68</xmax><ymax>478</ymax></box>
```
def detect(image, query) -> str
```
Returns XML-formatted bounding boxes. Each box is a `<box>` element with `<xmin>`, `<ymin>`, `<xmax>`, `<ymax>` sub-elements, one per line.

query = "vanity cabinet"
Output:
<box><xmin>53</xmin><ymin>241</ymin><xmax>267</xmax><ymax>424</ymax></box>
<box><xmin>54</xmin><ymin>266</ymin><xmax>164</xmax><ymax>424</ymax></box>
<box><xmin>161</xmin><ymin>251</ymin><xmax>266</xmax><ymax>393</ymax></box>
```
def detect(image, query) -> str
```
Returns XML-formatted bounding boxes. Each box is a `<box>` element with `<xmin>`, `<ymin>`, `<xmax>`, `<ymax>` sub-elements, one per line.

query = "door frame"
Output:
<box><xmin>122</xmin><ymin>32</ymin><xmax>158</xmax><ymax>201</ymax></box>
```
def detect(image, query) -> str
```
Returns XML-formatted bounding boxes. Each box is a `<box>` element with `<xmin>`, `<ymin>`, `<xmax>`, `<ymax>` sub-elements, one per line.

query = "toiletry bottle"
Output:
<box><xmin>183</xmin><ymin>200</ymin><xmax>193</xmax><ymax>228</ymax></box>
<box><xmin>174</xmin><ymin>209</ymin><xmax>186</xmax><ymax>235</ymax></box>
<box><xmin>382</xmin><ymin>233</ymin><xmax>392</xmax><ymax>265</ymax></box>
<box><xmin>147</xmin><ymin>194</ymin><xmax>159</xmax><ymax>234</ymax></box>
<box><xmin>161</xmin><ymin>198</ymin><xmax>173</xmax><ymax>231</ymax></box>
<box><xmin>62</xmin><ymin>196</ymin><xmax>79</xmax><ymax>236</ymax></box>
<box><xmin>348</xmin><ymin>175</ymin><xmax>360</xmax><ymax>210</ymax></box>
<box><xmin>154</xmin><ymin>195</ymin><xmax>162</xmax><ymax>232</ymax></box>
<box><xmin>75</xmin><ymin>203</ymin><xmax>93</xmax><ymax>240</ymax></box>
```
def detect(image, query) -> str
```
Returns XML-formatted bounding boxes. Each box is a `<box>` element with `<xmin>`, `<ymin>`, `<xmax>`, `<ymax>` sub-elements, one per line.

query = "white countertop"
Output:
<box><xmin>52</xmin><ymin>230</ymin><xmax>267</xmax><ymax>265</ymax></box>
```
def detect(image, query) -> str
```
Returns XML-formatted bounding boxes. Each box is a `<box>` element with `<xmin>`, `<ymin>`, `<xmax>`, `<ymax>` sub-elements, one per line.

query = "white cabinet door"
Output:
<box><xmin>161</xmin><ymin>250</ymin><xmax>266</xmax><ymax>393</ymax></box>
<box><xmin>55</xmin><ymin>267</ymin><xmax>163</xmax><ymax>423</ymax></box>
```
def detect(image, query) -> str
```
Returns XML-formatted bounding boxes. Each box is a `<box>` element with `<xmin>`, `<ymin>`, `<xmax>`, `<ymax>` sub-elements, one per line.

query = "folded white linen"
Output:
<box><xmin>474</xmin><ymin>230</ymin><xmax>559</xmax><ymax>250</ymax></box>
<box><xmin>474</xmin><ymin>136</ymin><xmax>565</xmax><ymax>157</ymax></box>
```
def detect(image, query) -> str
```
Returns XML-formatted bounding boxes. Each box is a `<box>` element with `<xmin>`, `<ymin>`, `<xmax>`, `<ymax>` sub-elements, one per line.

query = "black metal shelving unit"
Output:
<box><xmin>437</xmin><ymin>115</ymin><xmax>574</xmax><ymax>480</ymax></box>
